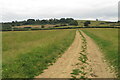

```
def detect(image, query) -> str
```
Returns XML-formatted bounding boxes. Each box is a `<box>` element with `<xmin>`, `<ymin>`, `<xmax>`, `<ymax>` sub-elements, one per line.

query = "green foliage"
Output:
<box><xmin>84</xmin><ymin>21</ymin><xmax>91</xmax><ymax>27</ymax></box>
<box><xmin>71</xmin><ymin>69</ymin><xmax>80</xmax><ymax>75</ymax></box>
<box><xmin>26</xmin><ymin>19</ymin><xmax>35</xmax><ymax>25</ymax></box>
<box><xmin>2</xmin><ymin>18</ymin><xmax>78</xmax><ymax>31</ymax></box>
<box><xmin>41</xmin><ymin>25</ymin><xmax>44</xmax><ymax>28</ymax></box>
<box><xmin>71</xmin><ymin>30</ymin><xmax>89</xmax><ymax>79</ymax></box>
<box><xmin>79</xmin><ymin>53</ymin><xmax>88</xmax><ymax>64</ymax></box>
<box><xmin>2</xmin><ymin>23</ymin><xmax>12</xmax><ymax>30</ymax></box>
<box><xmin>69</xmin><ymin>20</ymin><xmax>78</xmax><ymax>26</ymax></box>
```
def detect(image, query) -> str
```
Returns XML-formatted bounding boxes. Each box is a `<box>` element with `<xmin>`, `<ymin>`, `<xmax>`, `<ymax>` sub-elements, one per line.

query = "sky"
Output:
<box><xmin>0</xmin><ymin>0</ymin><xmax>119</xmax><ymax>22</ymax></box>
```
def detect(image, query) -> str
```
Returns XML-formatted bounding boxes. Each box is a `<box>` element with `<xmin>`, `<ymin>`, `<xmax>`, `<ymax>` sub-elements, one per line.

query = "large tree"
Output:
<box><xmin>26</xmin><ymin>19</ymin><xmax>35</xmax><ymax>24</ymax></box>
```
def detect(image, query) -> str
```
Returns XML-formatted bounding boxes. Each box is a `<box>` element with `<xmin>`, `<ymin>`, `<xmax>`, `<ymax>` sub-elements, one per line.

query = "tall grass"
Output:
<box><xmin>82</xmin><ymin>28</ymin><xmax>119</xmax><ymax>76</ymax></box>
<box><xmin>2</xmin><ymin>30</ymin><xmax>76</xmax><ymax>78</ymax></box>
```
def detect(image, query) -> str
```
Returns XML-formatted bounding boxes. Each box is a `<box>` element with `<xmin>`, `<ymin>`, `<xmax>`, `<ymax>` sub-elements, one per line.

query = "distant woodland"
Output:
<box><xmin>1</xmin><ymin>18</ymin><xmax>78</xmax><ymax>30</ymax></box>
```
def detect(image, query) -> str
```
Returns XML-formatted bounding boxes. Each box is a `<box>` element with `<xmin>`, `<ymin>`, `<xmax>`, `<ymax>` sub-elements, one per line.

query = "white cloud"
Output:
<box><xmin>1</xmin><ymin>0</ymin><xmax>119</xmax><ymax>22</ymax></box>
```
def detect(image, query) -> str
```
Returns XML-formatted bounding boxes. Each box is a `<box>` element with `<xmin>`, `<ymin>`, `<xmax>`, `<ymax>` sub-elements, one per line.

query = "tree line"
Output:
<box><xmin>2</xmin><ymin>18</ymin><xmax>78</xmax><ymax>30</ymax></box>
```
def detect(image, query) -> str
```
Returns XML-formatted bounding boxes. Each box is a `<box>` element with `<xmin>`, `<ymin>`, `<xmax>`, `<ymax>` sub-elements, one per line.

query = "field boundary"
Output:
<box><xmin>1</xmin><ymin>27</ymin><xmax>120</xmax><ymax>31</ymax></box>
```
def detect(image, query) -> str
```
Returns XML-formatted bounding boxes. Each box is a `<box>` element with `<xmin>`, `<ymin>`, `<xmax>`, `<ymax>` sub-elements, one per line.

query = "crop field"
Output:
<box><xmin>77</xmin><ymin>20</ymin><xmax>106</xmax><ymax>27</ymax></box>
<box><xmin>15</xmin><ymin>24</ymin><xmax>57</xmax><ymax>28</ymax></box>
<box><xmin>82</xmin><ymin>28</ymin><xmax>119</xmax><ymax>75</ymax></box>
<box><xmin>77</xmin><ymin>20</ymin><xmax>120</xmax><ymax>27</ymax></box>
<box><xmin>14</xmin><ymin>25</ymin><xmax>42</xmax><ymax>28</ymax></box>
<box><xmin>2</xmin><ymin>30</ymin><xmax>76</xmax><ymax>78</ymax></box>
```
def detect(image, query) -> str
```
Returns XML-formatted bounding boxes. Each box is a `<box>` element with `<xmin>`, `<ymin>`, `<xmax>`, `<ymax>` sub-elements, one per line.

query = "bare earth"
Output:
<box><xmin>81</xmin><ymin>31</ymin><xmax>115</xmax><ymax>78</ymax></box>
<box><xmin>36</xmin><ymin>30</ymin><xmax>115</xmax><ymax>78</ymax></box>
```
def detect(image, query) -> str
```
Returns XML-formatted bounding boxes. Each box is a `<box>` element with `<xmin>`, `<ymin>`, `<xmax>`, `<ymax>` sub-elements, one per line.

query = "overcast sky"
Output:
<box><xmin>0</xmin><ymin>0</ymin><xmax>119</xmax><ymax>22</ymax></box>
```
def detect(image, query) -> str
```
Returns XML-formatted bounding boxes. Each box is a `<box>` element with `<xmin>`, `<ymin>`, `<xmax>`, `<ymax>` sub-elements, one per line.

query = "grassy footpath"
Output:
<box><xmin>2</xmin><ymin>30</ymin><xmax>76</xmax><ymax>78</ymax></box>
<box><xmin>82</xmin><ymin>28</ymin><xmax>119</xmax><ymax>76</ymax></box>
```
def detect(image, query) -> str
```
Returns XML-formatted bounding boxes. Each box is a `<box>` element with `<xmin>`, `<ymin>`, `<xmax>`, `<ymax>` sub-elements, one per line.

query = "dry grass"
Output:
<box><xmin>15</xmin><ymin>24</ymin><xmax>57</xmax><ymax>28</ymax></box>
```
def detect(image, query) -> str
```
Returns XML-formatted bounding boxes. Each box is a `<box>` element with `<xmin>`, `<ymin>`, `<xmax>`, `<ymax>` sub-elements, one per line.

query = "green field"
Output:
<box><xmin>77</xmin><ymin>20</ymin><xmax>106</xmax><ymax>27</ymax></box>
<box><xmin>2</xmin><ymin>28</ymin><xmax>119</xmax><ymax>78</ymax></box>
<box><xmin>82</xmin><ymin>28</ymin><xmax>119</xmax><ymax>76</ymax></box>
<box><xmin>77</xmin><ymin>20</ymin><xmax>120</xmax><ymax>27</ymax></box>
<box><xmin>2</xmin><ymin>30</ymin><xmax>76</xmax><ymax>78</ymax></box>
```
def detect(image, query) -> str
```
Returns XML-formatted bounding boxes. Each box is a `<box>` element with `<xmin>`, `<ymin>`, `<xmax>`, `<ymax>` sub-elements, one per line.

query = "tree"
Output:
<box><xmin>49</xmin><ymin>19</ymin><xmax>54</xmax><ymax>24</ymax></box>
<box><xmin>41</xmin><ymin>25</ymin><xmax>45</xmax><ymax>28</ymax></box>
<box><xmin>40</xmin><ymin>20</ymin><xmax>48</xmax><ymax>24</ymax></box>
<box><xmin>66</xmin><ymin>18</ymin><xmax>74</xmax><ymax>24</ymax></box>
<box><xmin>60</xmin><ymin>18</ymin><xmax>66</xmax><ymax>23</ymax></box>
<box><xmin>11</xmin><ymin>21</ymin><xmax>15</xmax><ymax>26</ymax></box>
<box><xmin>26</xmin><ymin>19</ymin><xmax>35</xmax><ymax>24</ymax></box>
<box><xmin>66</xmin><ymin>18</ymin><xmax>74</xmax><ymax>22</ymax></box>
<box><xmin>84</xmin><ymin>21</ymin><xmax>91</xmax><ymax>27</ymax></box>
<box><xmin>35</xmin><ymin>19</ymin><xmax>41</xmax><ymax>24</ymax></box>
<box><xmin>69</xmin><ymin>20</ymin><xmax>78</xmax><ymax>26</ymax></box>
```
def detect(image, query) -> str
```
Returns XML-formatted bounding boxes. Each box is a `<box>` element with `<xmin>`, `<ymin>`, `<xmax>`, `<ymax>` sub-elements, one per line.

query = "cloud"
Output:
<box><xmin>1</xmin><ymin>0</ymin><xmax>119</xmax><ymax>22</ymax></box>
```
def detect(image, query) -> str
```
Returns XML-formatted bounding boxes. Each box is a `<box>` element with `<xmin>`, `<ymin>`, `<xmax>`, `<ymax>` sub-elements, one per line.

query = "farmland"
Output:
<box><xmin>82</xmin><ymin>28</ymin><xmax>119</xmax><ymax>76</ymax></box>
<box><xmin>77</xmin><ymin>20</ymin><xmax>120</xmax><ymax>27</ymax></box>
<box><xmin>2</xmin><ymin>28</ymin><xmax>119</xmax><ymax>78</ymax></box>
<box><xmin>35</xmin><ymin>29</ymin><xmax>117</xmax><ymax>78</ymax></box>
<box><xmin>2</xmin><ymin>30</ymin><xmax>76</xmax><ymax>78</ymax></box>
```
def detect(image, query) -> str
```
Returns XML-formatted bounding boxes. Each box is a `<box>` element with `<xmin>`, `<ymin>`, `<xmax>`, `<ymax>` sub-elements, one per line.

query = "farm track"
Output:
<box><xmin>36</xmin><ymin>31</ymin><xmax>82</xmax><ymax>78</ymax></box>
<box><xmin>36</xmin><ymin>30</ymin><xmax>115</xmax><ymax>78</ymax></box>
<box><xmin>81</xmin><ymin>31</ymin><xmax>115</xmax><ymax>78</ymax></box>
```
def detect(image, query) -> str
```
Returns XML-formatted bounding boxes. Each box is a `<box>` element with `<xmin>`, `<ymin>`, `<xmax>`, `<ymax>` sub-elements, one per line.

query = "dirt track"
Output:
<box><xmin>36</xmin><ymin>30</ymin><xmax>115</xmax><ymax>78</ymax></box>
<box><xmin>81</xmin><ymin>31</ymin><xmax>115</xmax><ymax>78</ymax></box>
